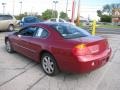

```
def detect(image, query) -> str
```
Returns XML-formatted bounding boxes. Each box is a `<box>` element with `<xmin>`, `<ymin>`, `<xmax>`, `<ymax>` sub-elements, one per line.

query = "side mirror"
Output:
<box><xmin>20</xmin><ymin>20</ymin><xmax>24</xmax><ymax>26</ymax></box>
<box><xmin>14</xmin><ymin>32</ymin><xmax>22</xmax><ymax>38</ymax></box>
<box><xmin>13</xmin><ymin>31</ymin><xmax>19</xmax><ymax>35</ymax></box>
<box><xmin>17</xmin><ymin>34</ymin><xmax>22</xmax><ymax>38</ymax></box>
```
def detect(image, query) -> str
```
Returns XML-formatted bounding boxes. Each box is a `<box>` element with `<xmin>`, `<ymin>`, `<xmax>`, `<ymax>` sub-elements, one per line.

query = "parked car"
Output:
<box><xmin>0</xmin><ymin>15</ymin><xmax>17</xmax><ymax>31</ymax></box>
<box><xmin>20</xmin><ymin>16</ymin><xmax>43</xmax><ymax>27</ymax></box>
<box><xmin>45</xmin><ymin>18</ymin><xmax>75</xmax><ymax>25</ymax></box>
<box><xmin>46</xmin><ymin>18</ymin><xmax>67</xmax><ymax>22</ymax></box>
<box><xmin>5</xmin><ymin>22</ymin><xmax>111</xmax><ymax>76</ymax></box>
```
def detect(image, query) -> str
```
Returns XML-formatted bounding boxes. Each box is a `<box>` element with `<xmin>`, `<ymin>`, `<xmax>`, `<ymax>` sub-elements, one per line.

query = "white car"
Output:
<box><xmin>45</xmin><ymin>18</ymin><xmax>75</xmax><ymax>25</ymax></box>
<box><xmin>0</xmin><ymin>15</ymin><xmax>17</xmax><ymax>31</ymax></box>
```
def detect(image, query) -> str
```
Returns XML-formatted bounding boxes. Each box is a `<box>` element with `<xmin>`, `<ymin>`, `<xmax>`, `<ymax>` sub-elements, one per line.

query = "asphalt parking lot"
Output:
<box><xmin>0</xmin><ymin>32</ymin><xmax>120</xmax><ymax>90</ymax></box>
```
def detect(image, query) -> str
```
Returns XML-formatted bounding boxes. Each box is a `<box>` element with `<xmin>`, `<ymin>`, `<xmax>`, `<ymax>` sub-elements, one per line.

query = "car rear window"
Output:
<box><xmin>0</xmin><ymin>15</ymin><xmax>13</xmax><ymax>20</ymax></box>
<box><xmin>24</xmin><ymin>17</ymin><xmax>40</xmax><ymax>23</ymax></box>
<box><xmin>51</xmin><ymin>24</ymin><xmax>91</xmax><ymax>39</ymax></box>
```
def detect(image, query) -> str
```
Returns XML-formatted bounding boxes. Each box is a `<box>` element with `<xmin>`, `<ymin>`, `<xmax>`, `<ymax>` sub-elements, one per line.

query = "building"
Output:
<box><xmin>112</xmin><ymin>9</ymin><xmax>120</xmax><ymax>25</ymax></box>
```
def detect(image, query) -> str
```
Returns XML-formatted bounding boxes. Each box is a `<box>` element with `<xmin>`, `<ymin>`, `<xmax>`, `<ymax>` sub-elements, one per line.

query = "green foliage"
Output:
<box><xmin>100</xmin><ymin>15</ymin><xmax>112</xmax><ymax>22</ymax></box>
<box><xmin>103</xmin><ymin>4</ymin><xmax>111</xmax><ymax>15</ymax></box>
<box><xmin>15</xmin><ymin>12</ymin><xmax>28</xmax><ymax>20</ymax></box>
<box><xmin>97</xmin><ymin>10</ymin><xmax>102</xmax><ymax>17</ymax></box>
<box><xmin>53</xmin><ymin>10</ymin><xmax>58</xmax><ymax>18</ymax></box>
<box><xmin>41</xmin><ymin>9</ymin><xmax>58</xmax><ymax>20</ymax></box>
<box><xmin>97</xmin><ymin>3</ymin><xmax>120</xmax><ymax>22</ymax></box>
<box><xmin>102</xmin><ymin>3</ymin><xmax>120</xmax><ymax>15</ymax></box>
<box><xmin>42</xmin><ymin>9</ymin><xmax>52</xmax><ymax>20</ymax></box>
<box><xmin>59</xmin><ymin>11</ymin><xmax>68</xmax><ymax>20</ymax></box>
<box><xmin>15</xmin><ymin>12</ymin><xmax>42</xmax><ymax>20</ymax></box>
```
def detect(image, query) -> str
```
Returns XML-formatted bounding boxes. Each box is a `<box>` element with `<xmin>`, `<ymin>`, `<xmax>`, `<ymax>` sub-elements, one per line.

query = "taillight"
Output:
<box><xmin>72</xmin><ymin>44</ymin><xmax>91</xmax><ymax>56</ymax></box>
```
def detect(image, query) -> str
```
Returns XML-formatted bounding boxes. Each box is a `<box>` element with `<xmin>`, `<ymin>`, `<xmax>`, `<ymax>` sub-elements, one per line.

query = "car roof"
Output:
<box><xmin>35</xmin><ymin>22</ymin><xmax>70</xmax><ymax>27</ymax></box>
<box><xmin>0</xmin><ymin>15</ymin><xmax>13</xmax><ymax>16</ymax></box>
<box><xmin>24</xmin><ymin>16</ymin><xmax>38</xmax><ymax>18</ymax></box>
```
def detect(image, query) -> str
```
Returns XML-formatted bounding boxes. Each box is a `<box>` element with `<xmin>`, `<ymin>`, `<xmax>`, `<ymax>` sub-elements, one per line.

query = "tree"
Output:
<box><xmin>100</xmin><ymin>15</ymin><xmax>112</xmax><ymax>22</ymax></box>
<box><xmin>103</xmin><ymin>4</ymin><xmax>111</xmax><ymax>15</ymax></box>
<box><xmin>15</xmin><ymin>12</ymin><xmax>42</xmax><ymax>20</ymax></box>
<box><xmin>15</xmin><ymin>12</ymin><xmax>28</xmax><ymax>20</ymax></box>
<box><xmin>97</xmin><ymin>3</ymin><xmax>120</xmax><ymax>22</ymax></box>
<box><xmin>102</xmin><ymin>3</ymin><xmax>120</xmax><ymax>15</ymax></box>
<box><xmin>97</xmin><ymin>10</ymin><xmax>102</xmax><ymax>17</ymax></box>
<box><xmin>53</xmin><ymin>10</ymin><xmax>58</xmax><ymax>18</ymax></box>
<box><xmin>41</xmin><ymin>9</ymin><xmax>58</xmax><ymax>20</ymax></box>
<box><xmin>42</xmin><ymin>9</ymin><xmax>52</xmax><ymax>20</ymax></box>
<box><xmin>59</xmin><ymin>11</ymin><xmax>68</xmax><ymax>20</ymax></box>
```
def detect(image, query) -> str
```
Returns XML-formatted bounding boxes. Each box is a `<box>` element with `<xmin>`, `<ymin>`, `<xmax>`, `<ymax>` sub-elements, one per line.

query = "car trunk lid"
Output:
<box><xmin>68</xmin><ymin>36</ymin><xmax>109</xmax><ymax>55</ymax></box>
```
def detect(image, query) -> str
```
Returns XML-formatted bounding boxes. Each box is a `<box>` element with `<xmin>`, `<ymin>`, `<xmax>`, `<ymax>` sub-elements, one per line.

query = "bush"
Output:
<box><xmin>100</xmin><ymin>15</ymin><xmax>112</xmax><ymax>22</ymax></box>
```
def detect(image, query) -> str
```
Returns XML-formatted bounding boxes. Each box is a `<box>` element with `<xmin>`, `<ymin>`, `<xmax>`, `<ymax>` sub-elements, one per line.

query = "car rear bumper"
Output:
<box><xmin>59</xmin><ymin>48</ymin><xmax>111</xmax><ymax>73</ymax></box>
<box><xmin>77</xmin><ymin>54</ymin><xmax>110</xmax><ymax>73</ymax></box>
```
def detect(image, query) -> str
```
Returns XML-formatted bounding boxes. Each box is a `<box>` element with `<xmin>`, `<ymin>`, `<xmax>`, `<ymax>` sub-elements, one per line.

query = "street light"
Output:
<box><xmin>2</xmin><ymin>3</ymin><xmax>6</xmax><ymax>15</ymax></box>
<box><xmin>19</xmin><ymin>1</ymin><xmax>22</xmax><ymax>15</ymax></box>
<box><xmin>66</xmin><ymin>0</ymin><xmax>68</xmax><ymax>14</ymax></box>
<box><xmin>53</xmin><ymin>0</ymin><xmax>58</xmax><ymax>18</ymax></box>
<box><xmin>13</xmin><ymin>0</ymin><xmax>15</xmax><ymax>15</ymax></box>
<box><xmin>71</xmin><ymin>0</ymin><xmax>75</xmax><ymax>23</ymax></box>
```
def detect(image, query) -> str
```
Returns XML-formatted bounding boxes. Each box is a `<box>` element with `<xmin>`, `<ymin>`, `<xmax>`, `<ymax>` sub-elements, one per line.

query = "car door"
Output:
<box><xmin>25</xmin><ymin>27</ymin><xmax>49</xmax><ymax>62</ymax></box>
<box><xmin>0</xmin><ymin>15</ymin><xmax>8</xmax><ymax>30</ymax></box>
<box><xmin>12</xmin><ymin>26</ymin><xmax>38</xmax><ymax>59</ymax></box>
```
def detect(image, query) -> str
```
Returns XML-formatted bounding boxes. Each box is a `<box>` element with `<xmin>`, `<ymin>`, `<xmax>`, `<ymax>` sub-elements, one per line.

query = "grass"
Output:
<box><xmin>79</xmin><ymin>23</ymin><xmax>120</xmax><ymax>29</ymax></box>
<box><xmin>79</xmin><ymin>23</ymin><xmax>86</xmax><ymax>28</ymax></box>
<box><xmin>96</xmin><ymin>24</ymin><xmax>120</xmax><ymax>29</ymax></box>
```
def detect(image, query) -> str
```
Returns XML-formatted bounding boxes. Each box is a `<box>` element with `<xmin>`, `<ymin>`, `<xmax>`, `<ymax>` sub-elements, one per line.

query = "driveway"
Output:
<box><xmin>0</xmin><ymin>32</ymin><xmax>120</xmax><ymax>90</ymax></box>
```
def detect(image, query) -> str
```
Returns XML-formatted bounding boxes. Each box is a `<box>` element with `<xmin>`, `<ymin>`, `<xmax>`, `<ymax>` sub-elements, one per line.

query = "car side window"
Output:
<box><xmin>0</xmin><ymin>16</ymin><xmax>4</xmax><ymax>20</ymax></box>
<box><xmin>51</xmin><ymin>19</ymin><xmax>56</xmax><ymax>22</ymax></box>
<box><xmin>19</xmin><ymin>27</ymin><xmax>38</xmax><ymax>36</ymax></box>
<box><xmin>35</xmin><ymin>28</ymin><xmax>48</xmax><ymax>38</ymax></box>
<box><xmin>59</xmin><ymin>19</ymin><xmax>64</xmax><ymax>22</ymax></box>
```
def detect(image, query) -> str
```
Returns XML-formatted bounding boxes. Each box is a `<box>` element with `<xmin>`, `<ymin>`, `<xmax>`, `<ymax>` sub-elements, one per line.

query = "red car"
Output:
<box><xmin>5</xmin><ymin>23</ymin><xmax>111</xmax><ymax>76</ymax></box>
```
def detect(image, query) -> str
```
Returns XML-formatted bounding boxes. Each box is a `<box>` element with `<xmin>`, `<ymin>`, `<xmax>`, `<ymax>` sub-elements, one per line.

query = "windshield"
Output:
<box><xmin>51</xmin><ymin>24</ymin><xmax>91</xmax><ymax>39</ymax></box>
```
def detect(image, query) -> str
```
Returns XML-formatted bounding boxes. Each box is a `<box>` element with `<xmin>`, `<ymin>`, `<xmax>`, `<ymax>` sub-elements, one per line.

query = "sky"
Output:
<box><xmin>0</xmin><ymin>0</ymin><xmax>120</xmax><ymax>20</ymax></box>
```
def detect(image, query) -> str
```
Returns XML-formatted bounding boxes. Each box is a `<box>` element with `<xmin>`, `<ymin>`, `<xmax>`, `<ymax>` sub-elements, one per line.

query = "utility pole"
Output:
<box><xmin>76</xmin><ymin>0</ymin><xmax>80</xmax><ymax>26</ymax></box>
<box><xmin>66</xmin><ymin>0</ymin><xmax>68</xmax><ymax>14</ymax></box>
<box><xmin>53</xmin><ymin>1</ymin><xmax>58</xmax><ymax>18</ymax></box>
<box><xmin>2</xmin><ymin>3</ymin><xmax>6</xmax><ymax>15</ymax></box>
<box><xmin>71</xmin><ymin>0</ymin><xmax>75</xmax><ymax>23</ymax></box>
<box><xmin>13</xmin><ymin>0</ymin><xmax>15</xmax><ymax>15</ymax></box>
<box><xmin>19</xmin><ymin>1</ymin><xmax>22</xmax><ymax>15</ymax></box>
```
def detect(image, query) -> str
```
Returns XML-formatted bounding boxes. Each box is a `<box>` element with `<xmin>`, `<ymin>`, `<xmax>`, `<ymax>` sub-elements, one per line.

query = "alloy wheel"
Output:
<box><xmin>42</xmin><ymin>56</ymin><xmax>54</xmax><ymax>74</ymax></box>
<box><xmin>41</xmin><ymin>53</ymin><xmax>59</xmax><ymax>76</ymax></box>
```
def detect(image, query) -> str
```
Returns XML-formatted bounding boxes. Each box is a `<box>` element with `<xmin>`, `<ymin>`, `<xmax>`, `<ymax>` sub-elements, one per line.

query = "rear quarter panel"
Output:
<box><xmin>0</xmin><ymin>20</ymin><xmax>9</xmax><ymax>30</ymax></box>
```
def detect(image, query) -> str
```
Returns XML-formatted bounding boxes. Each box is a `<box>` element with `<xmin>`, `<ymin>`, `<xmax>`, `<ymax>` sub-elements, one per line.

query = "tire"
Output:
<box><xmin>5</xmin><ymin>40</ymin><xmax>14</xmax><ymax>53</ymax></box>
<box><xmin>41</xmin><ymin>53</ymin><xmax>59</xmax><ymax>76</ymax></box>
<box><xmin>8</xmin><ymin>25</ymin><xmax>14</xmax><ymax>32</ymax></box>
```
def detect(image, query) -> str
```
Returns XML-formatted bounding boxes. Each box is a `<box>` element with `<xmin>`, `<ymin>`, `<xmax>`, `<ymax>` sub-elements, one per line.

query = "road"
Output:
<box><xmin>83</xmin><ymin>27</ymin><xmax>120</xmax><ymax>34</ymax></box>
<box><xmin>96</xmin><ymin>28</ymin><xmax>120</xmax><ymax>34</ymax></box>
<box><xmin>0</xmin><ymin>32</ymin><xmax>120</xmax><ymax>90</ymax></box>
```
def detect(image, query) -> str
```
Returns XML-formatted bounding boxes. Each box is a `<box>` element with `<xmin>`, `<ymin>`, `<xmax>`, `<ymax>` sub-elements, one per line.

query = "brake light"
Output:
<box><xmin>72</xmin><ymin>44</ymin><xmax>91</xmax><ymax>56</ymax></box>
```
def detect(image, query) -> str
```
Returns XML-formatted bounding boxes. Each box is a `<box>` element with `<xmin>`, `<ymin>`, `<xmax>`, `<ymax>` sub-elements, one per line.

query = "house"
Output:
<box><xmin>112</xmin><ymin>9</ymin><xmax>120</xmax><ymax>25</ymax></box>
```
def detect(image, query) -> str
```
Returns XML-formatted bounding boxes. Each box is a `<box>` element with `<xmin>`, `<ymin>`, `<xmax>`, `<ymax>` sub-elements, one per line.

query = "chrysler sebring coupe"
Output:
<box><xmin>5</xmin><ymin>23</ymin><xmax>111</xmax><ymax>76</ymax></box>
